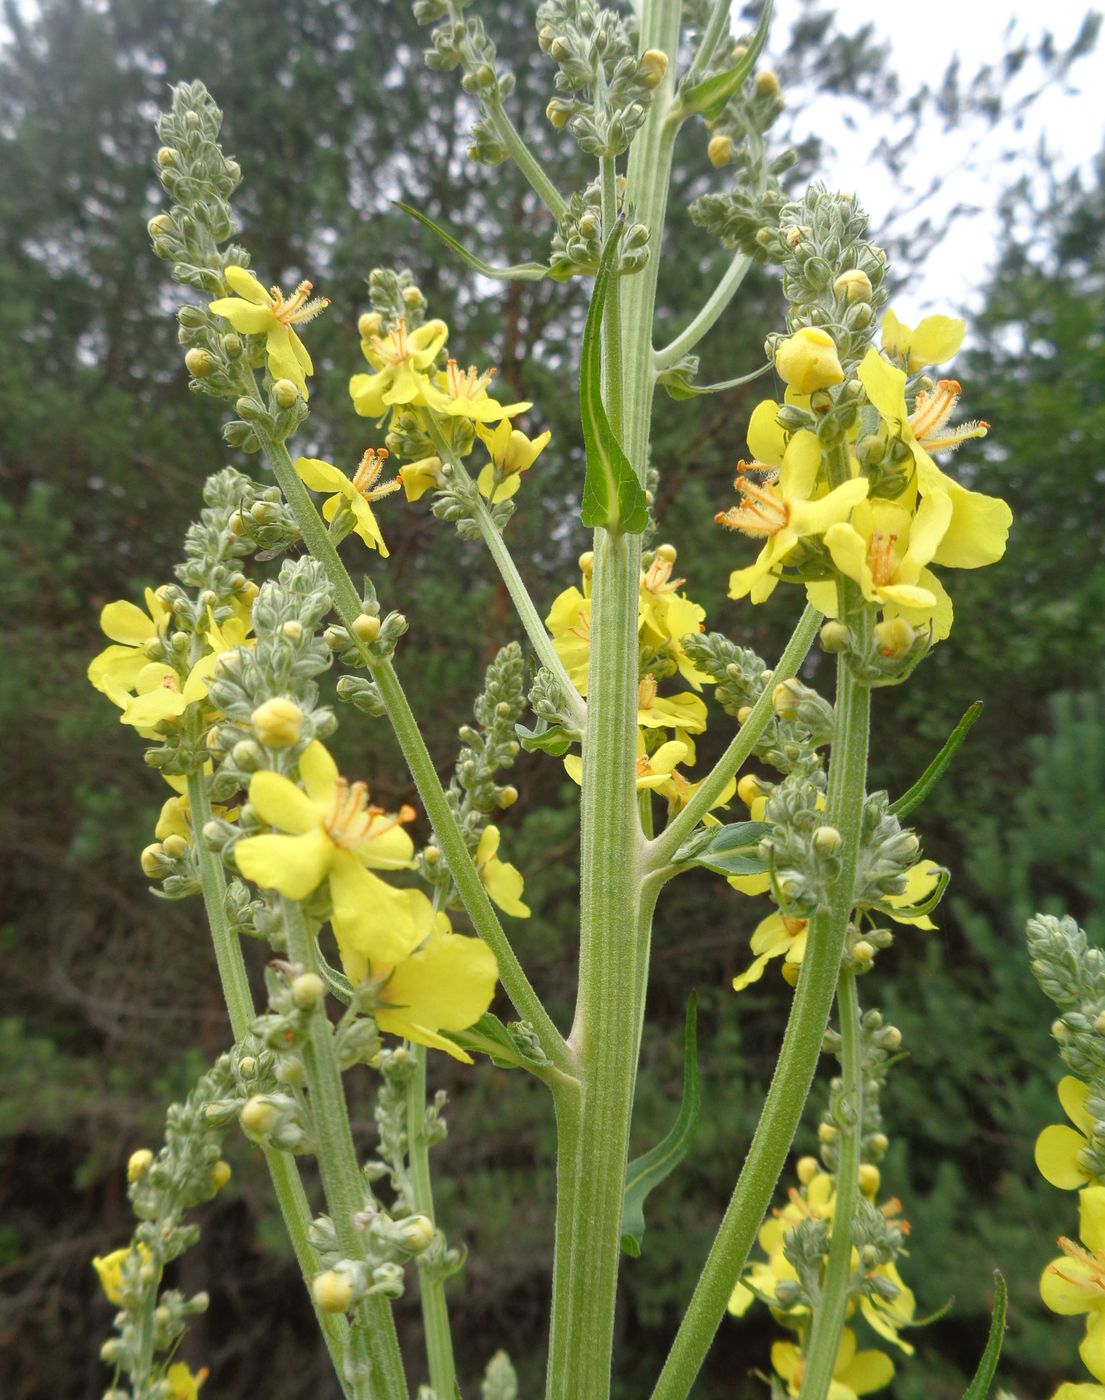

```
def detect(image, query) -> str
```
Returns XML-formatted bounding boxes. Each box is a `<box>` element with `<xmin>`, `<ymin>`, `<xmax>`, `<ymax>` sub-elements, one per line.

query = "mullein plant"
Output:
<box><xmin>84</xmin><ymin>1</ymin><xmax>1029</xmax><ymax>1395</ymax></box>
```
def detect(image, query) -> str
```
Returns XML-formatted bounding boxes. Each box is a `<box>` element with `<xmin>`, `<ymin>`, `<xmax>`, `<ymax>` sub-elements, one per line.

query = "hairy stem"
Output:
<box><xmin>406</xmin><ymin>1043</ymin><xmax>456</xmax><ymax>1398</ymax></box>
<box><xmin>488</xmin><ymin>99</ymin><xmax>568</xmax><ymax>222</ymax></box>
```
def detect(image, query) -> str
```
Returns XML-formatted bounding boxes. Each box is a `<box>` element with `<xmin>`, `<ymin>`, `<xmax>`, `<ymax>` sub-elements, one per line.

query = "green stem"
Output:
<box><xmin>647</xmin><ymin>603</ymin><xmax>821</xmax><ymax>867</ymax></box>
<box><xmin>600</xmin><ymin>155</ymin><xmax>624</xmax><ymax>441</ymax></box>
<box><xmin>406</xmin><ymin>1043</ymin><xmax>456</xmax><ymax>1398</ymax></box>
<box><xmin>424</xmin><ymin>416</ymin><xmax>586</xmax><ymax>730</ymax></box>
<box><xmin>800</xmin><ymin>970</ymin><xmax>863</xmax><ymax>1400</ymax></box>
<box><xmin>186</xmin><ymin>772</ymin><xmax>353</xmax><ymax>1392</ymax></box>
<box><xmin>253</xmin><ymin>423</ymin><xmax>570</xmax><ymax>1075</ymax></box>
<box><xmin>648</xmin><ymin>604</ymin><xmax>872</xmax><ymax>1400</ymax></box>
<box><xmin>682</xmin><ymin>0</ymin><xmax>733</xmax><ymax>87</ymax></box>
<box><xmin>652</xmin><ymin>251</ymin><xmax>752</xmax><ymax>370</ymax></box>
<box><xmin>281</xmin><ymin>899</ymin><xmax>409</xmax><ymax>1400</ymax></box>
<box><xmin>488</xmin><ymin>99</ymin><xmax>568</xmax><ymax>221</ymax></box>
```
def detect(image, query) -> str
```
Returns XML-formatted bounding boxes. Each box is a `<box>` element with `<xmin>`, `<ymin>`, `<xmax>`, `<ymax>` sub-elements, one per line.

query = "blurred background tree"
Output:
<box><xmin>0</xmin><ymin>1</ymin><xmax>1101</xmax><ymax>1396</ymax></box>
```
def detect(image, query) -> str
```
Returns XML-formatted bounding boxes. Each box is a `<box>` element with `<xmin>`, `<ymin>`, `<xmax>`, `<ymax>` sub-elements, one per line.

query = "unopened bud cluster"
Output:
<box><xmin>415</xmin><ymin>2</ymin><xmax>515</xmax><ymax>164</ymax></box>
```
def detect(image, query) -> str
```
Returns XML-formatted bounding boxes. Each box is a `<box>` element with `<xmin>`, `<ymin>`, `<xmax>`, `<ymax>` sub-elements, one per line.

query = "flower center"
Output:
<box><xmin>267</xmin><ymin>280</ymin><xmax>330</xmax><ymax>327</ymax></box>
<box><xmin>324</xmin><ymin>778</ymin><xmax>414</xmax><ymax>848</ymax></box>
<box><xmin>637</xmin><ymin>673</ymin><xmax>658</xmax><ymax>710</ymax></box>
<box><xmin>715</xmin><ymin>464</ymin><xmax>790</xmax><ymax>536</ymax></box>
<box><xmin>910</xmin><ymin>379</ymin><xmax>989</xmax><ymax>452</ymax></box>
<box><xmin>866</xmin><ymin>530</ymin><xmax>900</xmax><ymax>587</ymax></box>
<box><xmin>567</xmin><ymin>607</ymin><xmax>591</xmax><ymax>644</ymax></box>
<box><xmin>445</xmin><ymin>357</ymin><xmax>496</xmax><ymax>401</ymax></box>
<box><xmin>643</xmin><ymin>555</ymin><xmax>686</xmax><ymax>596</ymax></box>
<box><xmin>781</xmin><ymin>916</ymin><xmax>807</xmax><ymax>937</ymax></box>
<box><xmin>372</xmin><ymin>316</ymin><xmax>413</xmax><ymax>367</ymax></box>
<box><xmin>1048</xmin><ymin>1237</ymin><xmax>1105</xmax><ymax>1298</ymax></box>
<box><xmin>351</xmin><ymin>448</ymin><xmax>400</xmax><ymax>501</ymax></box>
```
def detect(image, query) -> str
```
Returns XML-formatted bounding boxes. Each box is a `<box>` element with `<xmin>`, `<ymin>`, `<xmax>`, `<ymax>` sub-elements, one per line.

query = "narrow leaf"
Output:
<box><xmin>317</xmin><ymin>950</ymin><xmax>353</xmax><ymax>1005</ymax></box>
<box><xmin>621</xmin><ymin>995</ymin><xmax>701</xmax><ymax>1257</ymax></box>
<box><xmin>446</xmin><ymin>1013</ymin><xmax>552</xmax><ymax>1072</ymax></box>
<box><xmin>675</xmin><ymin>821</ymin><xmax>773</xmax><ymax>877</ymax></box>
<box><xmin>658</xmin><ymin>360</ymin><xmax>772</xmax><ymax>400</ymax></box>
<box><xmin>579</xmin><ymin>222</ymin><xmax>649</xmax><ymax>534</ymax></box>
<box><xmin>515</xmin><ymin>717</ymin><xmax>576</xmax><ymax>757</ymax></box>
<box><xmin>680</xmin><ymin>0</ymin><xmax>774</xmax><ymax>120</ymax></box>
<box><xmin>958</xmin><ymin>1272</ymin><xmax>1007</xmax><ymax>1400</ymax></box>
<box><xmin>394</xmin><ymin>201</ymin><xmax>550</xmax><ymax>282</ymax></box>
<box><xmin>889</xmin><ymin>702</ymin><xmax>983</xmax><ymax>819</ymax></box>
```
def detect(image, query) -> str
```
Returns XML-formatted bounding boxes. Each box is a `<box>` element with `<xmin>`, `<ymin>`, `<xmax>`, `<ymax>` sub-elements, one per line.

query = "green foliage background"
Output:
<box><xmin>1</xmin><ymin>1</ymin><xmax>1102</xmax><ymax>1396</ymax></box>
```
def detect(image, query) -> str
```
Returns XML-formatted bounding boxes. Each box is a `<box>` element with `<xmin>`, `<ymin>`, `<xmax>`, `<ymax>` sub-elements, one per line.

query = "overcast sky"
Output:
<box><xmin>771</xmin><ymin>0</ymin><xmax>1104</xmax><ymax>318</ymax></box>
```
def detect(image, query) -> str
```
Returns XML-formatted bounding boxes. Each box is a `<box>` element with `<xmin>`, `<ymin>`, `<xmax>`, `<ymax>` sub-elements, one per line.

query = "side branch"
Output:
<box><xmin>652</xmin><ymin>250</ymin><xmax>753</xmax><ymax>371</ymax></box>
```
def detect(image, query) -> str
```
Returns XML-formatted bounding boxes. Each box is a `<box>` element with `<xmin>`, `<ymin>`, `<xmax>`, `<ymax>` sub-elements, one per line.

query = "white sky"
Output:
<box><xmin>772</xmin><ymin>0</ymin><xmax>1105</xmax><ymax>319</ymax></box>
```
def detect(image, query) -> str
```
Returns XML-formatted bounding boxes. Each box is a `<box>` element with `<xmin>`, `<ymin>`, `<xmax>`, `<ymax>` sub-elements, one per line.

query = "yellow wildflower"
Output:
<box><xmin>476</xmin><ymin>418</ymin><xmax>551</xmax><ymax>499</ymax></box>
<box><xmin>546</xmin><ymin>586</ymin><xmax>592</xmax><ymax>695</ymax></box>
<box><xmin>294</xmin><ymin>450</ymin><xmax>397</xmax><ymax>555</ymax></box>
<box><xmin>635</xmin><ymin>673</ymin><xmax>708</xmax><ymax>734</ymax></box>
<box><xmin>350</xmin><ymin>315</ymin><xmax>448</xmax><ymax>419</ymax></box>
<box><xmin>1042</xmin><ymin>1186</ymin><xmax>1105</xmax><ymax>1383</ymax></box>
<box><xmin>881</xmin><ymin>308</ymin><xmax>965</xmax><ymax>373</ymax></box>
<box><xmin>210</xmin><ymin>266</ymin><xmax>328</xmax><ymax>398</ymax></box>
<box><xmin>638</xmin><ymin>549</ymin><xmax>710</xmax><ymax>689</ymax></box>
<box><xmin>87</xmin><ymin>588</ymin><xmax>173</xmax><ymax>694</ymax></box>
<box><xmin>397</xmin><ymin>455</ymin><xmax>444</xmax><ymax>502</ymax></box>
<box><xmin>858</xmin><ymin>348</ymin><xmax>1011</xmax><ymax>569</ymax></box>
<box><xmin>1037</xmin><ymin>1078</ymin><xmax>1099</xmax><ymax>1190</ymax></box>
<box><xmin>234</xmin><ymin>741</ymin><xmax>419</xmax><ymax>960</ymax></box>
<box><xmin>717</xmin><ymin>432</ymin><xmax>869</xmax><ymax>603</ymax></box>
<box><xmin>166</xmin><ymin>1363</ymin><xmax>208</xmax><ymax>1400</ymax></box>
<box><xmin>475</xmin><ymin>824</ymin><xmax>531</xmax><ymax>918</ymax></box>
<box><xmin>772</xmin><ymin>1327</ymin><xmax>894</xmax><ymax>1398</ymax></box>
<box><xmin>774</xmin><ymin>327</ymin><xmax>845</xmax><ymax>394</ymax></box>
<box><xmin>425</xmin><ymin>358</ymin><xmax>531</xmax><ymax>424</ymax></box>
<box><xmin>92</xmin><ymin>1243</ymin><xmax>153</xmax><ymax>1305</ymax></box>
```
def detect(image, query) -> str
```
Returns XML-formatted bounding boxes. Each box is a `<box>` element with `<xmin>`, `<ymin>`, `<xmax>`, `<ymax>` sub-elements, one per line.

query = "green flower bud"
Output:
<box><xmin>351</xmin><ymin>613</ymin><xmax>381</xmax><ymax>642</ymax></box>
<box><xmin>250</xmin><ymin>696</ymin><xmax>305</xmax><ymax>748</ymax></box>
<box><xmin>272</xmin><ymin>378</ymin><xmax>300</xmax><ymax>408</ymax></box>
<box><xmin>185</xmin><ymin>348</ymin><xmax>216</xmax><ymax>378</ymax></box>
<box><xmin>291</xmin><ymin>973</ymin><xmax>325</xmax><ymax>1009</ymax></box>
<box><xmin>312</xmin><ymin>1269</ymin><xmax>356</xmax><ymax>1313</ymax></box>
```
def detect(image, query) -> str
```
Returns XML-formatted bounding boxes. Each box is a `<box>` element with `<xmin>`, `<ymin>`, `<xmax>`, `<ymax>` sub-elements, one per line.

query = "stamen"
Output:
<box><xmin>715</xmin><ymin>475</ymin><xmax>790</xmax><ymax>537</ymax></box>
<box><xmin>866</xmin><ymin>531</ymin><xmax>899</xmax><ymax>587</ymax></box>
<box><xmin>1047</xmin><ymin>1237</ymin><xmax>1105</xmax><ymax>1295</ymax></box>
<box><xmin>911</xmin><ymin>380</ymin><xmax>989</xmax><ymax>453</ymax></box>
<box><xmin>637</xmin><ymin>674</ymin><xmax>658</xmax><ymax>710</ymax></box>
<box><xmin>445</xmin><ymin>358</ymin><xmax>496</xmax><ymax>400</ymax></box>
<box><xmin>567</xmin><ymin>608</ymin><xmax>591</xmax><ymax>643</ymax></box>
<box><xmin>780</xmin><ymin>916</ymin><xmax>807</xmax><ymax>937</ymax></box>
<box><xmin>643</xmin><ymin>556</ymin><xmax>686</xmax><ymax>595</ymax></box>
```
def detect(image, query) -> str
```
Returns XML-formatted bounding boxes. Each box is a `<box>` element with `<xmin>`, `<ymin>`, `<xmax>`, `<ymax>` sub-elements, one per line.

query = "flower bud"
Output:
<box><xmin>772</xmin><ymin>679</ymin><xmax>802</xmax><ymax>715</ymax></box>
<box><xmin>250</xmin><ymin>696</ymin><xmax>305</xmax><ymax>748</ymax></box>
<box><xmin>231</xmin><ymin>739</ymin><xmax>265</xmax><ymax>771</ymax></box>
<box><xmin>707</xmin><ymin>134</ymin><xmax>734</xmax><ymax>167</ymax></box>
<box><xmin>127</xmin><ymin>1149</ymin><xmax>155</xmax><ymax>1182</ymax></box>
<box><xmin>162</xmin><ymin>833</ymin><xmax>190</xmax><ymax>861</ymax></box>
<box><xmin>796</xmin><ymin>1155</ymin><xmax>819</xmax><ymax>1184</ymax></box>
<box><xmin>185</xmin><ymin>348</ymin><xmax>216</xmax><ymax>378</ymax></box>
<box><xmin>578</xmin><ymin>550</ymin><xmax>594</xmax><ymax>575</ymax></box>
<box><xmin>754</xmin><ymin>69</ymin><xmax>780</xmax><ymax>98</ymax></box>
<box><xmin>819</xmin><ymin>620</ymin><xmax>850</xmax><ymax>653</ymax></box>
<box><xmin>858</xmin><ymin>1163</ymin><xmax>881</xmax><ymax>1197</ymax></box>
<box><xmin>833</xmin><ymin>268</ymin><xmax>873</xmax><ymax>303</ymax></box>
<box><xmin>498</xmin><ymin>785</ymin><xmax>519</xmax><ymax>808</ymax></box>
<box><xmin>272</xmin><ymin>379</ymin><xmax>300</xmax><ymax>409</ymax></box>
<box><xmin>737</xmin><ymin>775</ymin><xmax>764</xmax><ymax>808</ymax></box>
<box><xmin>222</xmin><ymin>333</ymin><xmax>243</xmax><ymax>359</ymax></box>
<box><xmin>818</xmin><ymin>1122</ymin><xmax>838</xmax><ymax>1144</ymax></box>
<box><xmin>424</xmin><ymin>845</ymin><xmax>440</xmax><ymax>865</ymax></box>
<box><xmin>781</xmin><ymin>961</ymin><xmax>800</xmax><ymax>987</ymax></box>
<box><xmin>638</xmin><ymin>48</ymin><xmax>669</xmax><ymax>87</ymax></box>
<box><xmin>774</xmin><ymin>328</ymin><xmax>844</xmax><ymax>394</ymax></box>
<box><xmin>312</xmin><ymin>1268</ymin><xmax>356</xmax><ymax>1313</ymax></box>
<box><xmin>147</xmin><ymin>214</ymin><xmax>173</xmax><ymax>238</ymax></box>
<box><xmin>282</xmin><ymin>620</ymin><xmax>304</xmax><ymax>641</ymax></box>
<box><xmin>873</xmin><ymin>617</ymin><xmax>915</xmax><ymax>658</ymax></box>
<box><xmin>291</xmin><ymin>972</ymin><xmax>325</xmax><ymax>1009</ymax></box>
<box><xmin>396</xmin><ymin>1214</ymin><xmax>436</xmax><ymax>1254</ymax></box>
<box><xmin>156</xmin><ymin>146</ymin><xmax>178</xmax><ymax>167</ymax></box>
<box><xmin>351</xmin><ymin>613</ymin><xmax>381</xmax><ymax>642</ymax></box>
<box><xmin>238</xmin><ymin>1056</ymin><xmax>258</xmax><ymax>1078</ymax></box>
<box><xmin>402</xmin><ymin>285</ymin><xmax>426</xmax><ymax>310</ymax></box>
<box><xmin>868</xmin><ymin>1131</ymin><xmax>890</xmax><ymax>1157</ymax></box>
<box><xmin>813</xmin><ymin>826</ymin><xmax>842</xmax><ymax>854</ymax></box>
<box><xmin>735</xmin><ymin>705</ymin><xmax>753</xmax><ymax>724</ymax></box>
<box><xmin>240</xmin><ymin>1095</ymin><xmax>281</xmax><ymax>1136</ymax></box>
<box><xmin>209</xmin><ymin>1160</ymin><xmax>232</xmax><ymax>1192</ymax></box>
<box><xmin>546</xmin><ymin>98</ymin><xmax>572</xmax><ymax>129</ymax></box>
<box><xmin>358</xmin><ymin>311</ymin><xmax>383</xmax><ymax>340</ymax></box>
<box><xmin>140</xmin><ymin>842</ymin><xmax>166</xmax><ymax>878</ymax></box>
<box><xmin>852</xmin><ymin>939</ymin><xmax>875</xmax><ymax>965</ymax></box>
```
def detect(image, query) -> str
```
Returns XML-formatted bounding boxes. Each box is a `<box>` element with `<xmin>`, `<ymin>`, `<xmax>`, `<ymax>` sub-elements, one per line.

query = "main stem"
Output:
<box><xmin>649</xmin><ymin>523</ymin><xmax>872</xmax><ymax>1398</ymax></box>
<box><xmin>406</xmin><ymin>1043</ymin><xmax>456</xmax><ymax>1398</ymax></box>
<box><xmin>186</xmin><ymin>772</ymin><xmax>354</xmax><ymax>1393</ymax></box>
<box><xmin>282</xmin><ymin>899</ymin><xmax>409</xmax><ymax>1400</ymax></box>
<box><xmin>545</xmin><ymin>7</ymin><xmax>682</xmax><ymax>1397</ymax></box>
<box><xmin>800</xmin><ymin>969</ymin><xmax>863</xmax><ymax>1400</ymax></box>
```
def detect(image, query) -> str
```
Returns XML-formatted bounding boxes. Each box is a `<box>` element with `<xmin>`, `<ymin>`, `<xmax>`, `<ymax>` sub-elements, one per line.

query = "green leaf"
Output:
<box><xmin>958</xmin><ymin>1272</ymin><xmax>1006</xmax><ymax>1400</ymax></box>
<box><xmin>674</xmin><ymin>821</ymin><xmax>773</xmax><ymax>877</ymax></box>
<box><xmin>446</xmin><ymin>1013</ymin><xmax>553</xmax><ymax>1072</ymax></box>
<box><xmin>579</xmin><ymin>222</ymin><xmax>649</xmax><ymax>534</ymax></box>
<box><xmin>621</xmin><ymin>994</ymin><xmax>700</xmax><ymax>1257</ymax></box>
<box><xmin>394</xmin><ymin>201</ymin><xmax>550</xmax><ymax>282</ymax></box>
<box><xmin>679</xmin><ymin>1</ymin><xmax>774</xmax><ymax>120</ymax></box>
<box><xmin>889</xmin><ymin>702</ymin><xmax>983</xmax><ymax>819</ymax></box>
<box><xmin>317</xmin><ymin>949</ymin><xmax>353</xmax><ymax>1005</ymax></box>
<box><xmin>658</xmin><ymin>361</ymin><xmax>771</xmax><ymax>400</ymax></box>
<box><xmin>869</xmin><ymin>866</ymin><xmax>950</xmax><ymax>923</ymax></box>
<box><xmin>515</xmin><ymin>717</ymin><xmax>576</xmax><ymax>757</ymax></box>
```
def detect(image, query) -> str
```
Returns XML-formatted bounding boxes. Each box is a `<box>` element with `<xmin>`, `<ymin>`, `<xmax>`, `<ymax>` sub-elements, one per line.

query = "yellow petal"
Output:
<box><xmin>249</xmin><ymin>770</ymin><xmax>320</xmax><ymax>835</ymax></box>
<box><xmin>88</xmin><ymin>644</ymin><xmax>150</xmax><ymax>694</ymax></box>
<box><xmin>1062</xmin><ymin>1077</ymin><xmax>1096</xmax><ymax>1137</ymax></box>
<box><xmin>378</xmin><ymin>931</ymin><xmax>499</xmax><ymax>1035</ymax></box>
<box><xmin>1083</xmin><ymin>1309</ymin><xmax>1105</xmax><ymax>1383</ymax></box>
<box><xmin>295</xmin><ymin>457</ymin><xmax>348</xmax><ymax>492</ymax></box>
<box><xmin>1040</xmin><ymin>1254</ymin><xmax>1102</xmax><ymax>1315</ymax></box>
<box><xmin>224</xmin><ymin>266</ymin><xmax>270</xmax><ymax>304</ymax></box>
<box><xmin>1082</xmin><ymin>1186</ymin><xmax>1105</xmax><ymax>1255</ymax></box>
<box><xmin>349</xmin><ymin>819</ymin><xmax>416</xmax><ymax>870</ymax></box>
<box><xmin>235</xmin><ymin>828</ymin><xmax>334</xmax><ymax>899</ymax></box>
<box><xmin>350</xmin><ymin>371</ymin><xmax>389</xmax><ymax>419</ymax></box>
<box><xmin>209</xmin><ymin>297</ymin><xmax>275</xmax><ymax>335</ymax></box>
<box><xmin>1036</xmin><ymin>1124</ymin><xmax>1091</xmax><ymax>1190</ymax></box>
<box><xmin>747</xmin><ymin>399</ymin><xmax>788</xmax><ymax>466</ymax></box>
<box><xmin>842</xmin><ymin>1345</ymin><xmax>895</xmax><ymax>1395</ymax></box>
<box><xmin>349</xmin><ymin>494</ymin><xmax>389</xmax><ymax>556</ymax></box>
<box><xmin>858</xmin><ymin>348</ymin><xmax>908</xmax><ymax>426</ymax></box>
<box><xmin>907</xmin><ymin>314</ymin><xmax>965</xmax><ymax>371</ymax></box>
<box><xmin>331</xmin><ymin>860</ymin><xmax>424</xmax><ymax>968</ymax></box>
<box><xmin>299</xmin><ymin>741</ymin><xmax>339</xmax><ymax>805</ymax></box>
<box><xmin>100</xmin><ymin>599</ymin><xmax>157</xmax><ymax>646</ymax></box>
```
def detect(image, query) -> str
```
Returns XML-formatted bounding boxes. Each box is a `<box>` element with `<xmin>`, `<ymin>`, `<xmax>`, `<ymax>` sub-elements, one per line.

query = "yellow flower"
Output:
<box><xmin>638</xmin><ymin>550</ymin><xmax>710</xmax><ymax>689</ymax></box>
<box><xmin>811</xmin><ymin>495</ymin><xmax>955</xmax><ymax>641</ymax></box>
<box><xmin>1042</xmin><ymin>1187</ymin><xmax>1105</xmax><ymax>1383</ymax></box>
<box><xmin>547</xmin><ymin>586</ymin><xmax>592</xmax><ymax>695</ymax></box>
<box><xmin>398</xmin><ymin>455</ymin><xmax>444</xmax><ymax>502</ymax></box>
<box><xmin>425</xmin><ymin>358</ymin><xmax>531</xmax><ymax>424</ymax></box>
<box><xmin>88</xmin><ymin>588</ymin><xmax>173</xmax><ymax>694</ymax></box>
<box><xmin>881</xmin><ymin>308</ymin><xmax>965</xmax><ymax>373</ymax></box>
<box><xmin>92</xmin><ymin>1243</ymin><xmax>152</xmax><ymax>1305</ymax></box>
<box><xmin>475</xmin><ymin>825</ymin><xmax>530</xmax><ymax>918</ymax></box>
<box><xmin>1053</xmin><ymin>1384</ymin><xmax>1105</xmax><ymax>1399</ymax></box>
<box><xmin>475</xmin><ymin>419</ymin><xmax>551</xmax><ymax>500</ymax></box>
<box><xmin>858</xmin><ymin>349</ymin><xmax>1011</xmax><ymax>569</ymax></box>
<box><xmin>166</xmin><ymin>1363</ymin><xmax>208</xmax><ymax>1400</ymax></box>
<box><xmin>717</xmin><ymin>432</ymin><xmax>869</xmax><ymax>604</ymax></box>
<box><xmin>234</xmin><ymin>741</ymin><xmax>419</xmax><ymax>960</ymax></box>
<box><xmin>774</xmin><ymin>327</ymin><xmax>845</xmax><ymax>394</ymax></box>
<box><xmin>565</xmin><ymin>737</ymin><xmax>690</xmax><ymax>793</ymax></box>
<box><xmin>294</xmin><ymin>450</ymin><xmax>397</xmax><ymax>556</ymax></box>
<box><xmin>210</xmin><ymin>266</ymin><xmax>328</xmax><ymax>398</ymax></box>
<box><xmin>1038</xmin><ymin>1078</ymin><xmax>1099</xmax><ymax>1190</ymax></box>
<box><xmin>635</xmin><ymin>674</ymin><xmax>708</xmax><ymax>734</ymax></box>
<box><xmin>772</xmin><ymin>1328</ymin><xmax>894</xmax><ymax>1399</ymax></box>
<box><xmin>350</xmin><ymin>315</ymin><xmax>448</xmax><ymax>419</ymax></box>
